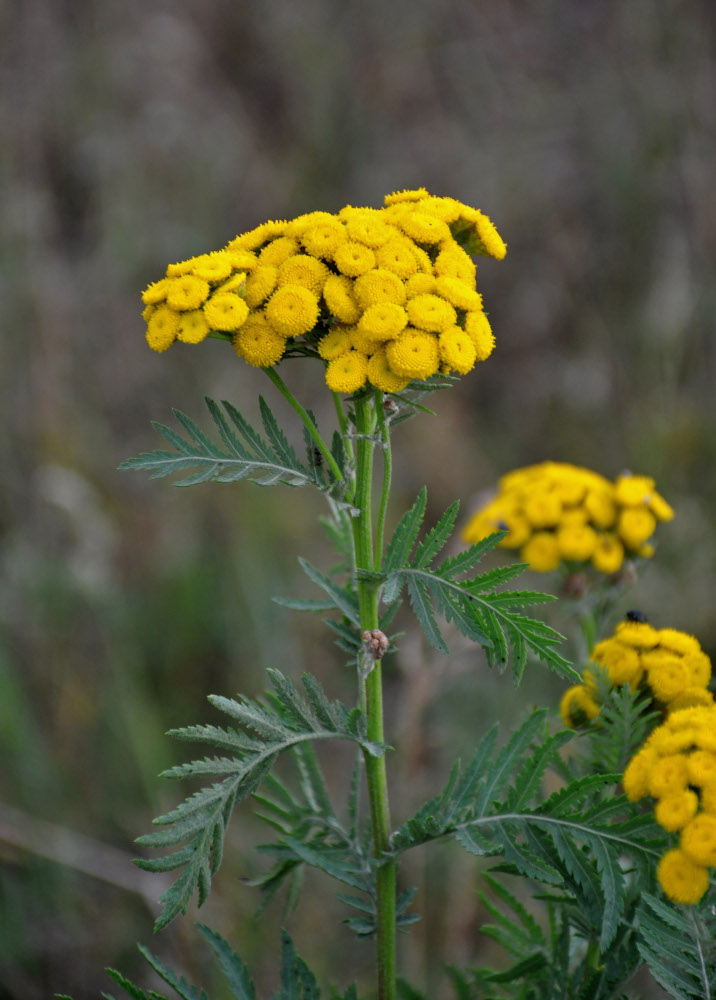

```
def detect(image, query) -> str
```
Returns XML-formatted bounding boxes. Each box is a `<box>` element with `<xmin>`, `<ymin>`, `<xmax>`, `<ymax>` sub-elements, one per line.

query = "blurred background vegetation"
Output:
<box><xmin>1</xmin><ymin>0</ymin><xmax>715</xmax><ymax>996</ymax></box>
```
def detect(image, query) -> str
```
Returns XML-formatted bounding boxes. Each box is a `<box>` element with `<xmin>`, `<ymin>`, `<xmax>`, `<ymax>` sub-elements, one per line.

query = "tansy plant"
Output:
<box><xmin>61</xmin><ymin>190</ymin><xmax>715</xmax><ymax>1000</ymax></box>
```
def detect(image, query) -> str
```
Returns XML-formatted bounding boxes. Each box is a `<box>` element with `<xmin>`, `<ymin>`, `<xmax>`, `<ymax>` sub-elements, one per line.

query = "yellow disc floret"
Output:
<box><xmin>265</xmin><ymin>285</ymin><xmax>320</xmax><ymax>338</ymax></box>
<box><xmin>325</xmin><ymin>350</ymin><xmax>369</xmax><ymax>394</ymax></box>
<box><xmin>366</xmin><ymin>348</ymin><xmax>411</xmax><ymax>394</ymax></box>
<box><xmin>203</xmin><ymin>294</ymin><xmax>250</xmax><ymax>332</ymax></box>
<box><xmin>277</xmin><ymin>254</ymin><xmax>330</xmax><ymax>296</ymax></box>
<box><xmin>166</xmin><ymin>275</ymin><xmax>211</xmax><ymax>311</ymax></box>
<box><xmin>657</xmin><ymin>848</ymin><xmax>709</xmax><ymax>904</ymax></box>
<box><xmin>177</xmin><ymin>310</ymin><xmax>210</xmax><ymax>344</ymax></box>
<box><xmin>438</xmin><ymin>327</ymin><xmax>477</xmax><ymax>375</ymax></box>
<box><xmin>323</xmin><ymin>274</ymin><xmax>362</xmax><ymax>324</ymax></box>
<box><xmin>146</xmin><ymin>307</ymin><xmax>180</xmax><ymax>352</ymax></box>
<box><xmin>332</xmin><ymin>242</ymin><xmax>377</xmax><ymax>277</ymax></box>
<box><xmin>358</xmin><ymin>303</ymin><xmax>408</xmax><ymax>341</ymax></box>
<box><xmin>354</xmin><ymin>269</ymin><xmax>407</xmax><ymax>309</ymax></box>
<box><xmin>406</xmin><ymin>294</ymin><xmax>457</xmax><ymax>333</ymax></box>
<box><xmin>234</xmin><ymin>312</ymin><xmax>286</xmax><ymax>368</ymax></box>
<box><xmin>385</xmin><ymin>330</ymin><xmax>440</xmax><ymax>379</ymax></box>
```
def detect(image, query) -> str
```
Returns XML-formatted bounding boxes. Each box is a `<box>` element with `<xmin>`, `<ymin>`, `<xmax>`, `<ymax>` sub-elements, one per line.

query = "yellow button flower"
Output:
<box><xmin>591</xmin><ymin>534</ymin><xmax>624</xmax><ymax>574</ymax></box>
<box><xmin>385</xmin><ymin>330</ymin><xmax>440</xmax><ymax>380</ymax></box>
<box><xmin>259</xmin><ymin>236</ymin><xmax>301</xmax><ymax>268</ymax></box>
<box><xmin>325</xmin><ymin>350</ymin><xmax>369</xmax><ymax>394</ymax></box>
<box><xmin>366</xmin><ymin>348</ymin><xmax>411</xmax><ymax>394</ymax></box>
<box><xmin>277</xmin><ymin>254</ymin><xmax>330</xmax><ymax>296</ymax></box>
<box><xmin>358</xmin><ymin>303</ymin><xmax>408</xmax><ymax>341</ymax></box>
<box><xmin>559</xmin><ymin>685</ymin><xmax>600</xmax><ymax>728</ymax></box>
<box><xmin>354</xmin><ymin>269</ymin><xmax>407</xmax><ymax>309</ymax></box>
<box><xmin>146</xmin><ymin>306</ymin><xmax>180</xmax><ymax>352</ymax></box>
<box><xmin>323</xmin><ymin>274</ymin><xmax>362</xmax><ymax>324</ymax></box>
<box><xmin>657</xmin><ymin>848</ymin><xmax>709</xmax><ymax>904</ymax></box>
<box><xmin>406</xmin><ymin>294</ymin><xmax>457</xmax><ymax>333</ymax></box>
<box><xmin>556</xmin><ymin>523</ymin><xmax>598</xmax><ymax>562</ymax></box>
<box><xmin>166</xmin><ymin>275</ymin><xmax>211</xmax><ymax>311</ymax></box>
<box><xmin>655</xmin><ymin>790</ymin><xmax>699</xmax><ymax>832</ymax></box>
<box><xmin>397</xmin><ymin>211</ymin><xmax>451</xmax><ymax>244</ymax></box>
<box><xmin>618</xmin><ymin>507</ymin><xmax>656</xmax><ymax>549</ymax></box>
<box><xmin>301</xmin><ymin>222</ymin><xmax>347</xmax><ymax>259</ymax></box>
<box><xmin>243</xmin><ymin>266</ymin><xmax>279</xmax><ymax>308</ymax></box>
<box><xmin>463</xmin><ymin>312</ymin><xmax>495</xmax><ymax>361</ymax></box>
<box><xmin>203</xmin><ymin>294</ymin><xmax>249</xmax><ymax>332</ymax></box>
<box><xmin>234</xmin><ymin>313</ymin><xmax>286</xmax><ymax>368</ymax></box>
<box><xmin>521</xmin><ymin>532</ymin><xmax>561</xmax><ymax>572</ymax></box>
<box><xmin>332</xmin><ymin>241</ymin><xmax>377</xmax><ymax>277</ymax></box>
<box><xmin>437</xmin><ymin>327</ymin><xmax>477</xmax><ymax>375</ymax></box>
<box><xmin>265</xmin><ymin>285</ymin><xmax>319</xmax><ymax>337</ymax></box>
<box><xmin>177</xmin><ymin>310</ymin><xmax>210</xmax><ymax>344</ymax></box>
<box><xmin>681</xmin><ymin>814</ymin><xmax>716</xmax><ymax>866</ymax></box>
<box><xmin>318</xmin><ymin>327</ymin><xmax>354</xmax><ymax>361</ymax></box>
<box><xmin>374</xmin><ymin>239</ymin><xmax>419</xmax><ymax>279</ymax></box>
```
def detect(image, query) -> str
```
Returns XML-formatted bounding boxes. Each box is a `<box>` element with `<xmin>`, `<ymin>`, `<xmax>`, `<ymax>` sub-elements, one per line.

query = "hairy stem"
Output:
<box><xmin>264</xmin><ymin>367</ymin><xmax>346</xmax><ymax>488</ymax></box>
<box><xmin>352</xmin><ymin>393</ymin><xmax>396</xmax><ymax>1000</ymax></box>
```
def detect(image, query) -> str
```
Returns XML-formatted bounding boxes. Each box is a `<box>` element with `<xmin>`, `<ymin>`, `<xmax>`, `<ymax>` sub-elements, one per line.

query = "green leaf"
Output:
<box><xmin>120</xmin><ymin>398</ymin><xmax>352</xmax><ymax>504</ymax></box>
<box><xmin>384</xmin><ymin>488</ymin><xmax>427</xmax><ymax>573</ymax></box>
<box><xmin>195</xmin><ymin>925</ymin><xmax>256</xmax><ymax>1000</ymax></box>
<box><xmin>136</xmin><ymin>946</ymin><xmax>205</xmax><ymax>1000</ymax></box>
<box><xmin>273</xmin><ymin>596</ymin><xmax>336</xmax><ymax>613</ymax></box>
<box><xmin>413</xmin><ymin>500</ymin><xmax>459</xmax><ymax>568</ymax></box>
<box><xmin>298</xmin><ymin>558</ymin><xmax>361</xmax><ymax>627</ymax></box>
<box><xmin>135</xmin><ymin>671</ymin><xmax>381</xmax><ymax>930</ymax></box>
<box><xmin>104</xmin><ymin>971</ymin><xmax>155</xmax><ymax>1000</ymax></box>
<box><xmin>407</xmin><ymin>575</ymin><xmax>448</xmax><ymax>653</ymax></box>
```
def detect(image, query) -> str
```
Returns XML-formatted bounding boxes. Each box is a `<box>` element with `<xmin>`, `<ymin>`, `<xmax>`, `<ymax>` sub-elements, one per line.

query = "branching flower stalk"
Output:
<box><xmin>74</xmin><ymin>189</ymin><xmax>716</xmax><ymax>1000</ymax></box>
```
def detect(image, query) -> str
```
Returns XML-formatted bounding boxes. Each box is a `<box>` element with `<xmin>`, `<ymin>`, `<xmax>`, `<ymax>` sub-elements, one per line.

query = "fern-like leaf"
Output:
<box><xmin>637</xmin><ymin>892</ymin><xmax>716</xmax><ymax>999</ymax></box>
<box><xmin>120</xmin><ymin>397</ymin><xmax>352</xmax><ymax>509</ymax></box>
<box><xmin>134</xmin><ymin>671</ymin><xmax>385</xmax><ymax>930</ymax></box>
<box><xmin>381</xmin><ymin>496</ymin><xmax>576</xmax><ymax>682</ymax></box>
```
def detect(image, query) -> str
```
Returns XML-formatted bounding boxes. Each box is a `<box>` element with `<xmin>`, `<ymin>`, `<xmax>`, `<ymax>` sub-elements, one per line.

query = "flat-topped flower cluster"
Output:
<box><xmin>560</xmin><ymin>621</ymin><xmax>713</xmax><ymax>729</ymax></box>
<box><xmin>462</xmin><ymin>462</ymin><xmax>674</xmax><ymax>574</ymax></box>
<box><xmin>625</xmin><ymin>706</ymin><xmax>716</xmax><ymax>904</ymax></box>
<box><xmin>560</xmin><ymin>622</ymin><xmax>715</xmax><ymax>905</ymax></box>
<box><xmin>140</xmin><ymin>189</ymin><xmax>506</xmax><ymax>394</ymax></box>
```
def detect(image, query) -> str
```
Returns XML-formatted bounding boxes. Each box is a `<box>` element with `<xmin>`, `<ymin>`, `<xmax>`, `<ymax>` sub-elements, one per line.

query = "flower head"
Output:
<box><xmin>139</xmin><ymin>189</ymin><xmax>506</xmax><ymax>391</ymax></box>
<box><xmin>462</xmin><ymin>461</ymin><xmax>673</xmax><ymax>574</ymax></box>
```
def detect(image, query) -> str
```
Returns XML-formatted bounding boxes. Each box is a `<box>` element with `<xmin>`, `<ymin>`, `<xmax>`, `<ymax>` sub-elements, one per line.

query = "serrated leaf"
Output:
<box><xmin>406</xmin><ymin>575</ymin><xmax>448</xmax><ymax>653</ymax></box>
<box><xmin>195</xmin><ymin>925</ymin><xmax>256</xmax><ymax>1000</ymax></box>
<box><xmin>413</xmin><ymin>500</ymin><xmax>459</xmax><ymax>568</ymax></box>
<box><xmin>137</xmin><ymin>671</ymin><xmax>380</xmax><ymax>929</ymax></box>
<box><xmin>298</xmin><ymin>558</ymin><xmax>361</xmax><ymax>627</ymax></box>
<box><xmin>136</xmin><ymin>946</ymin><xmax>204</xmax><ymax>1000</ymax></box>
<box><xmin>104</xmin><ymin>971</ymin><xmax>154</xmax><ymax>1000</ymax></box>
<box><xmin>384</xmin><ymin>488</ymin><xmax>427</xmax><ymax>573</ymax></box>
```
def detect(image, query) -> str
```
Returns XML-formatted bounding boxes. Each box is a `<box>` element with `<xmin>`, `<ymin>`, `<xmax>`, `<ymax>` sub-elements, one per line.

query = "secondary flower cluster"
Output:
<box><xmin>560</xmin><ymin>622</ymin><xmax>714</xmax><ymax>904</ymax></box>
<box><xmin>559</xmin><ymin>621</ymin><xmax>713</xmax><ymax>729</ymax></box>
<box><xmin>624</xmin><ymin>706</ymin><xmax>716</xmax><ymax>904</ymax></box>
<box><xmin>141</xmin><ymin>189</ymin><xmax>506</xmax><ymax>394</ymax></box>
<box><xmin>462</xmin><ymin>462</ymin><xmax>674</xmax><ymax>574</ymax></box>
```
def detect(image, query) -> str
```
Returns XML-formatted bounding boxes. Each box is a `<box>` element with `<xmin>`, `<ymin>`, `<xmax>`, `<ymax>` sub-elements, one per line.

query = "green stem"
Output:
<box><xmin>332</xmin><ymin>390</ymin><xmax>356</xmax><ymax>472</ymax></box>
<box><xmin>374</xmin><ymin>390</ymin><xmax>392</xmax><ymax>570</ymax></box>
<box><xmin>351</xmin><ymin>393</ymin><xmax>396</xmax><ymax>1000</ymax></box>
<box><xmin>264</xmin><ymin>368</ymin><xmax>345</xmax><ymax>486</ymax></box>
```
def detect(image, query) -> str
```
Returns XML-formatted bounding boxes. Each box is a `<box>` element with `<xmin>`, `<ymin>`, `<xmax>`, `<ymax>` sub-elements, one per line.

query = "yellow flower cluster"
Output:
<box><xmin>462</xmin><ymin>462</ymin><xmax>674</xmax><ymax>574</ymax></box>
<box><xmin>140</xmin><ymin>188</ymin><xmax>506</xmax><ymax>393</ymax></box>
<box><xmin>624</xmin><ymin>706</ymin><xmax>716</xmax><ymax>904</ymax></box>
<box><xmin>560</xmin><ymin>621</ymin><xmax>713</xmax><ymax>729</ymax></box>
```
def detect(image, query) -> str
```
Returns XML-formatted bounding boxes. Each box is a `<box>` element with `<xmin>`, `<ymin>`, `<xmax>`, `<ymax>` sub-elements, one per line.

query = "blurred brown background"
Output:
<box><xmin>1</xmin><ymin>1</ymin><xmax>715</xmax><ymax>997</ymax></box>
